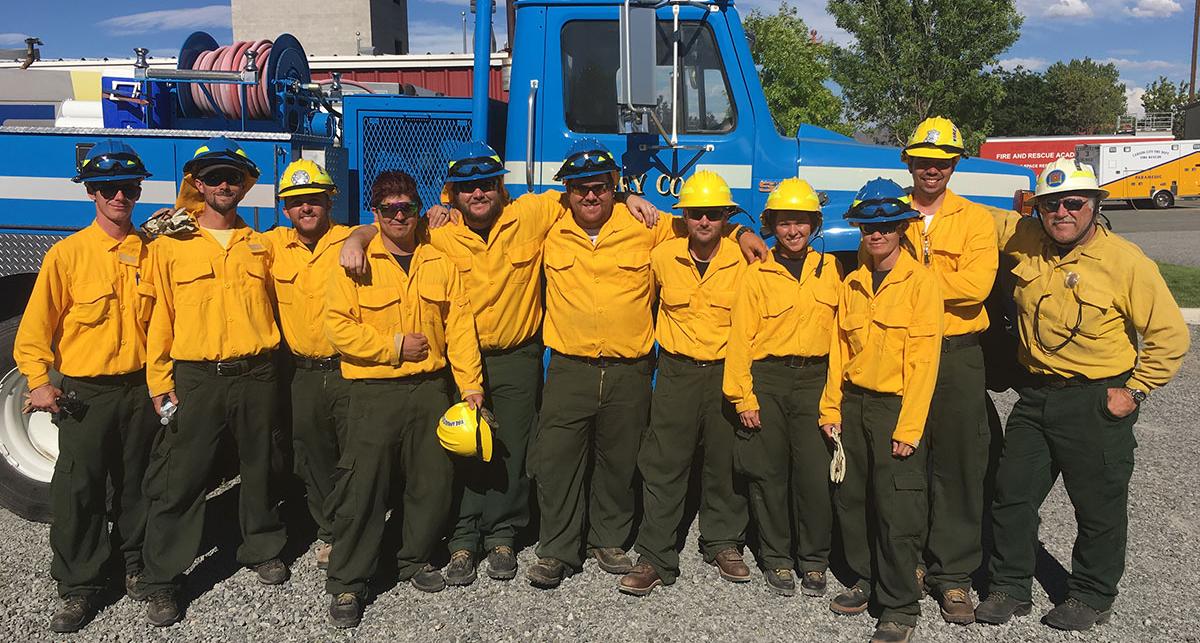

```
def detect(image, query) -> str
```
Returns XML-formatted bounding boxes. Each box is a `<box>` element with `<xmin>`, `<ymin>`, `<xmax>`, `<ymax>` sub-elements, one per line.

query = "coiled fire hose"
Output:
<box><xmin>186</xmin><ymin>39</ymin><xmax>274</xmax><ymax>120</ymax></box>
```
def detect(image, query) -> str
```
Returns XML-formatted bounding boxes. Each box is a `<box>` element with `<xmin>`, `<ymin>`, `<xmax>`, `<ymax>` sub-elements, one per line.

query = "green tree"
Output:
<box><xmin>744</xmin><ymin>1</ymin><xmax>849</xmax><ymax>136</ymax></box>
<box><xmin>826</xmin><ymin>0</ymin><xmax>1022</xmax><ymax>153</ymax></box>
<box><xmin>1041</xmin><ymin>58</ymin><xmax>1126</xmax><ymax>135</ymax></box>
<box><xmin>990</xmin><ymin>66</ymin><xmax>1051</xmax><ymax>136</ymax></box>
<box><xmin>1141</xmin><ymin>75</ymin><xmax>1189</xmax><ymax>138</ymax></box>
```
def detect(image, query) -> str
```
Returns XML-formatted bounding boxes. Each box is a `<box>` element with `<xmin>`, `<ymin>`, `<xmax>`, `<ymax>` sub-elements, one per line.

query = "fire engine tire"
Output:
<box><xmin>1153</xmin><ymin>191</ymin><xmax>1174</xmax><ymax>209</ymax></box>
<box><xmin>0</xmin><ymin>316</ymin><xmax>53</xmax><ymax>523</ymax></box>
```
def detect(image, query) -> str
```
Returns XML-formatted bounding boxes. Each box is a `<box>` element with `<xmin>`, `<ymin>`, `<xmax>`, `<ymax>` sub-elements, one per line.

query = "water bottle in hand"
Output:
<box><xmin>159</xmin><ymin>399</ymin><xmax>178</xmax><ymax>426</ymax></box>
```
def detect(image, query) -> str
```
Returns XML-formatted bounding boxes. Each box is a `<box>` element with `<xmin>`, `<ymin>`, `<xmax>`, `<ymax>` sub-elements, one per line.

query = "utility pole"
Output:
<box><xmin>462</xmin><ymin>11</ymin><xmax>468</xmax><ymax>54</ymax></box>
<box><xmin>1191</xmin><ymin>0</ymin><xmax>1199</xmax><ymax>100</ymax></box>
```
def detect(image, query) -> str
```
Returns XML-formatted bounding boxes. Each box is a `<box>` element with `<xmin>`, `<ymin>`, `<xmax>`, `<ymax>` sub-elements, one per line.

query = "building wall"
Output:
<box><xmin>232</xmin><ymin>0</ymin><xmax>409</xmax><ymax>56</ymax></box>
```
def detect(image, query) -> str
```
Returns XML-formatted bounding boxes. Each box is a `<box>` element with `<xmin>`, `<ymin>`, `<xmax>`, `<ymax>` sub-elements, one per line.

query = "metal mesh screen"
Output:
<box><xmin>359</xmin><ymin>115</ymin><xmax>473</xmax><ymax>211</ymax></box>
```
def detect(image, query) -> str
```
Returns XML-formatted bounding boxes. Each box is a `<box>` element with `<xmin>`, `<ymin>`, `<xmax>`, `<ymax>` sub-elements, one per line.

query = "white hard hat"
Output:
<box><xmin>1035</xmin><ymin>158</ymin><xmax>1109</xmax><ymax>200</ymax></box>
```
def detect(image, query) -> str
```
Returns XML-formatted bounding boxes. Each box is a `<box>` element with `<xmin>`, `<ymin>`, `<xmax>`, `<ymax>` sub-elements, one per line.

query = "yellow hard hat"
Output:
<box><xmin>437</xmin><ymin>402</ymin><xmax>495</xmax><ymax>462</ymax></box>
<box><xmin>278</xmin><ymin>159</ymin><xmax>337</xmax><ymax>197</ymax></box>
<box><xmin>764</xmin><ymin>178</ymin><xmax>822</xmax><ymax>213</ymax></box>
<box><xmin>1035</xmin><ymin>158</ymin><xmax>1109</xmax><ymax>200</ymax></box>
<box><xmin>902</xmin><ymin>116</ymin><xmax>965</xmax><ymax>161</ymax></box>
<box><xmin>674</xmin><ymin>170</ymin><xmax>738</xmax><ymax>209</ymax></box>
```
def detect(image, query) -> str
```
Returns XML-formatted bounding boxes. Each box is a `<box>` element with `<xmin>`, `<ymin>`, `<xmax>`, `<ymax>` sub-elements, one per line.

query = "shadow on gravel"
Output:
<box><xmin>176</xmin><ymin>484</ymin><xmax>245</xmax><ymax>608</ymax></box>
<box><xmin>1034</xmin><ymin>543</ymin><xmax>1070</xmax><ymax>604</ymax></box>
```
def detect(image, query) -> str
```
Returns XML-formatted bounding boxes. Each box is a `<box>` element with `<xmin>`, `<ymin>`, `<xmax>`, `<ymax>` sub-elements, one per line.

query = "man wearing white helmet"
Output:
<box><xmin>976</xmin><ymin>158</ymin><xmax>1189</xmax><ymax>631</ymax></box>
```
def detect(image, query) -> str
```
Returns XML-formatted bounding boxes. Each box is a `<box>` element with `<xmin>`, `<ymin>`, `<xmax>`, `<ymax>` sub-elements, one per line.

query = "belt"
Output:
<box><xmin>660</xmin><ymin>350</ymin><xmax>723</xmax><ymax>368</ymax></box>
<box><xmin>357</xmin><ymin>369</ymin><xmax>447</xmax><ymax>385</ymax></box>
<box><xmin>554</xmin><ymin>351</ymin><xmax>650</xmax><ymax>368</ymax></box>
<box><xmin>481</xmin><ymin>336</ymin><xmax>541</xmax><ymax>358</ymax></box>
<box><xmin>178</xmin><ymin>352</ymin><xmax>272</xmax><ymax>377</ymax></box>
<box><xmin>1027</xmin><ymin>371</ymin><xmax>1129</xmax><ymax>390</ymax></box>
<box><xmin>294</xmin><ymin>354</ymin><xmax>340</xmax><ymax>371</ymax></box>
<box><xmin>762</xmin><ymin>354</ymin><xmax>828</xmax><ymax>369</ymax></box>
<box><xmin>65</xmin><ymin>370</ymin><xmax>146</xmax><ymax>386</ymax></box>
<box><xmin>942</xmin><ymin>332</ymin><xmax>980</xmax><ymax>352</ymax></box>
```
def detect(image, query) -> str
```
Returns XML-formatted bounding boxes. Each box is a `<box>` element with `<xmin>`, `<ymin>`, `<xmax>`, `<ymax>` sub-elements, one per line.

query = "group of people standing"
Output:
<box><xmin>15</xmin><ymin>114</ymin><xmax>1188</xmax><ymax>642</ymax></box>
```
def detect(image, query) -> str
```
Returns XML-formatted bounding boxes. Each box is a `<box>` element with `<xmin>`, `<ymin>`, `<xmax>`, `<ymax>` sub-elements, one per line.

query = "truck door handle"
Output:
<box><xmin>527</xmin><ymin>79</ymin><xmax>539</xmax><ymax>191</ymax></box>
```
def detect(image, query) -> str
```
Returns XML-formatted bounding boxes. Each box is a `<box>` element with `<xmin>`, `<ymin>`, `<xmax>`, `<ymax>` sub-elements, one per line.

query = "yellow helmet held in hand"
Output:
<box><xmin>437</xmin><ymin>402</ymin><xmax>496</xmax><ymax>462</ymax></box>
<box><xmin>278</xmin><ymin>159</ymin><xmax>338</xmax><ymax>198</ymax></box>
<box><xmin>674</xmin><ymin>170</ymin><xmax>739</xmax><ymax>209</ymax></box>
<box><xmin>902</xmin><ymin>116</ymin><xmax>965</xmax><ymax>161</ymax></box>
<box><xmin>1035</xmin><ymin>158</ymin><xmax>1109</xmax><ymax>200</ymax></box>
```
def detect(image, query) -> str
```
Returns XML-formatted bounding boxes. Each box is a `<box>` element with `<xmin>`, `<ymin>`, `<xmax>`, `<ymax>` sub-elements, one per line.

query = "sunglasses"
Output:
<box><xmin>89</xmin><ymin>182</ymin><xmax>142</xmax><ymax>200</ymax></box>
<box><xmin>447</xmin><ymin>156</ymin><xmax>504</xmax><ymax>180</ymax></box>
<box><xmin>376</xmin><ymin>201</ymin><xmax>421</xmax><ymax>219</ymax></box>
<box><xmin>199</xmin><ymin>169</ymin><xmax>245</xmax><ymax>187</ymax></box>
<box><xmin>566</xmin><ymin>180</ymin><xmax>614</xmax><ymax>198</ymax></box>
<box><xmin>860</xmin><ymin>221</ymin><xmax>904</xmax><ymax>235</ymax></box>
<box><xmin>1040</xmin><ymin>197</ymin><xmax>1090</xmax><ymax>212</ymax></box>
<box><xmin>455</xmin><ymin>178</ymin><xmax>500</xmax><ymax>194</ymax></box>
<box><xmin>911</xmin><ymin>157</ymin><xmax>955</xmax><ymax>170</ymax></box>
<box><xmin>684</xmin><ymin>208</ymin><xmax>731</xmax><ymax>221</ymax></box>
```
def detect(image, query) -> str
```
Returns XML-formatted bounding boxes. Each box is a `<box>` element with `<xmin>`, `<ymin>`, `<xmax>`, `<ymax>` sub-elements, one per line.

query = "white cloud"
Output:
<box><xmin>0</xmin><ymin>32</ymin><xmax>32</xmax><ymax>47</ymax></box>
<box><xmin>98</xmin><ymin>5</ymin><xmax>231</xmax><ymax>35</ymax></box>
<box><xmin>738</xmin><ymin>0</ymin><xmax>854</xmax><ymax>46</ymax></box>
<box><xmin>1124</xmin><ymin>82</ymin><xmax>1147</xmax><ymax>117</ymax></box>
<box><xmin>1101</xmin><ymin>57</ymin><xmax>1180</xmax><ymax>71</ymax></box>
<box><xmin>1044</xmin><ymin>0</ymin><xmax>1094</xmax><ymax>18</ymax></box>
<box><xmin>407</xmin><ymin>20</ymin><xmax>471</xmax><ymax>55</ymax></box>
<box><xmin>998</xmin><ymin>57</ymin><xmax>1050</xmax><ymax>71</ymax></box>
<box><xmin>1125</xmin><ymin>0</ymin><xmax>1182</xmax><ymax>18</ymax></box>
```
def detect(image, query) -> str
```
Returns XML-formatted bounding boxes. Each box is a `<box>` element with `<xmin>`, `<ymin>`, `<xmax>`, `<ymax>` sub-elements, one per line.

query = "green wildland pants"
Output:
<box><xmin>987</xmin><ymin>373</ymin><xmax>1137</xmax><ymax>612</ymax></box>
<box><xmin>289</xmin><ymin>359</ymin><xmax>351</xmax><ymax>544</ymax></box>
<box><xmin>836</xmin><ymin>385</ymin><xmax>929</xmax><ymax>627</ymax></box>
<box><xmin>529</xmin><ymin>352</ymin><xmax>653</xmax><ymax>571</ymax></box>
<box><xmin>633</xmin><ymin>352</ymin><xmax>747</xmax><ymax>584</ymax></box>
<box><xmin>50</xmin><ymin>371</ymin><xmax>157</xmax><ymax>598</ymax></box>
<box><xmin>449</xmin><ymin>341</ymin><xmax>542</xmax><ymax>554</ymax></box>
<box><xmin>141</xmin><ymin>357</ymin><xmax>287</xmax><ymax>593</ymax></box>
<box><xmin>922</xmin><ymin>339</ymin><xmax>990</xmax><ymax>592</ymax></box>
<box><xmin>325</xmin><ymin>373</ymin><xmax>453</xmax><ymax>597</ymax></box>
<box><xmin>734</xmin><ymin>358</ymin><xmax>832</xmax><ymax>573</ymax></box>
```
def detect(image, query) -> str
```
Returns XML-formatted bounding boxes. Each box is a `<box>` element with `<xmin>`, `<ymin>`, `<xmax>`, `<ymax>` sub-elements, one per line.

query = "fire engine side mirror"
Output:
<box><xmin>619</xmin><ymin>3</ymin><xmax>657</xmax><ymax>109</ymax></box>
<box><xmin>1013</xmin><ymin>189</ymin><xmax>1035</xmax><ymax>217</ymax></box>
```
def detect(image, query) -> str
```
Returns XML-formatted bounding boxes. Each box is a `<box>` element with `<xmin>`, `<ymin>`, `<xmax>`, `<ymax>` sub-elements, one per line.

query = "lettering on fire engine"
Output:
<box><xmin>618</xmin><ymin>173</ymin><xmax>684</xmax><ymax>198</ymax></box>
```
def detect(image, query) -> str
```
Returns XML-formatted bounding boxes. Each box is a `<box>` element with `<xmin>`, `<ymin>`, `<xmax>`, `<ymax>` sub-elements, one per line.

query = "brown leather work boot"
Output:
<box><xmin>710</xmin><ymin>548</ymin><xmax>751</xmax><ymax>583</ymax></box>
<box><xmin>315</xmin><ymin>542</ymin><xmax>332</xmax><ymax>570</ymax></box>
<box><xmin>588</xmin><ymin>547</ymin><xmax>634</xmax><ymax>574</ymax></box>
<box><xmin>939</xmin><ymin>587</ymin><xmax>976</xmax><ymax>624</ymax></box>
<box><xmin>618</xmin><ymin>562</ymin><xmax>662</xmax><ymax>597</ymax></box>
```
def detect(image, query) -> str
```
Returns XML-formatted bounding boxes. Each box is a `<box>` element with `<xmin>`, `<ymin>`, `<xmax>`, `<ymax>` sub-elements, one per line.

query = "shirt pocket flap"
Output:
<box><xmin>271</xmin><ymin>263</ymin><xmax>299</xmax><ymax>284</ymax></box>
<box><xmin>813</xmin><ymin>284</ymin><xmax>839</xmax><ymax>307</ymax></box>
<box><xmin>508</xmin><ymin>239</ymin><xmax>541</xmax><ymax>266</ymax></box>
<box><xmin>174</xmin><ymin>260</ymin><xmax>214</xmax><ymax>284</ymax></box>
<box><xmin>1010</xmin><ymin>261</ymin><xmax>1041</xmax><ymax>285</ymax></box>
<box><xmin>874</xmin><ymin>305</ymin><xmax>914</xmax><ymax>329</ymax></box>
<box><xmin>617</xmin><ymin>251</ymin><xmax>651</xmax><ymax>270</ymax></box>
<box><xmin>765</xmin><ymin>297</ymin><xmax>794</xmax><ymax>318</ymax></box>
<box><xmin>839</xmin><ymin>312</ymin><xmax>866</xmax><ymax>331</ymax></box>
<box><xmin>907</xmin><ymin>322</ymin><xmax>939</xmax><ymax>337</ymax></box>
<box><xmin>544</xmin><ymin>253</ymin><xmax>575</xmax><ymax>272</ymax></box>
<box><xmin>1074</xmin><ymin>282</ymin><xmax>1113</xmax><ymax>311</ymax></box>
<box><xmin>72</xmin><ymin>280</ymin><xmax>113</xmax><ymax>304</ymax></box>
<box><xmin>419</xmin><ymin>278</ymin><xmax>449</xmax><ymax>303</ymax></box>
<box><xmin>708</xmin><ymin>290</ymin><xmax>736</xmax><ymax>310</ymax></box>
<box><xmin>448</xmin><ymin>254</ymin><xmax>472</xmax><ymax>272</ymax></box>
<box><xmin>894</xmin><ymin>472</ymin><xmax>926</xmax><ymax>491</ymax></box>
<box><xmin>136</xmin><ymin>281</ymin><xmax>157</xmax><ymax>299</ymax></box>
<box><xmin>358</xmin><ymin>286</ymin><xmax>401</xmax><ymax>310</ymax></box>
<box><xmin>660</xmin><ymin>286</ymin><xmax>691</xmax><ymax>308</ymax></box>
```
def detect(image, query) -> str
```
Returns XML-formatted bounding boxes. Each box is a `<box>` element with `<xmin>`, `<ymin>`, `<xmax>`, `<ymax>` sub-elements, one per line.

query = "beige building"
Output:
<box><xmin>232</xmin><ymin>0</ymin><xmax>410</xmax><ymax>55</ymax></box>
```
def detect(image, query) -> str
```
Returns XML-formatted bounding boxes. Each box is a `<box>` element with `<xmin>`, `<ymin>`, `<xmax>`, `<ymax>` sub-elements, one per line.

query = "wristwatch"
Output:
<box><xmin>1125</xmin><ymin>387</ymin><xmax>1148</xmax><ymax>405</ymax></box>
<box><xmin>734</xmin><ymin>225</ymin><xmax>751</xmax><ymax>239</ymax></box>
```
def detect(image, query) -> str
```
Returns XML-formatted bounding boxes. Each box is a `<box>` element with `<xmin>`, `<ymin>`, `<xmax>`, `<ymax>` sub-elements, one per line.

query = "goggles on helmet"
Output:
<box><xmin>448</xmin><ymin>156</ymin><xmax>505</xmax><ymax>180</ymax></box>
<box><xmin>80</xmin><ymin>153</ymin><xmax>147</xmax><ymax>178</ymax></box>
<box><xmin>561</xmin><ymin>149</ymin><xmax>615</xmax><ymax>173</ymax></box>
<box><xmin>851</xmin><ymin>197</ymin><xmax>911</xmax><ymax>219</ymax></box>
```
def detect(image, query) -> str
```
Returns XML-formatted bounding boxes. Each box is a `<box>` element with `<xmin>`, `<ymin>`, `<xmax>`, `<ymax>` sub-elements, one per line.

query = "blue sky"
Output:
<box><xmin>4</xmin><ymin>0</ymin><xmax>1192</xmax><ymax>114</ymax></box>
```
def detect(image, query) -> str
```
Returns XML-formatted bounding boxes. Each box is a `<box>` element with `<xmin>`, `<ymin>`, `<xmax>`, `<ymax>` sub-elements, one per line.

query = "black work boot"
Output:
<box><xmin>975</xmin><ymin>591</ymin><xmax>1033</xmax><ymax>624</ymax></box>
<box><xmin>870</xmin><ymin>621</ymin><xmax>915</xmax><ymax>643</ymax></box>
<box><xmin>830</xmin><ymin>585</ymin><xmax>870</xmax><ymax>616</ymax></box>
<box><xmin>328</xmin><ymin>592</ymin><xmax>362</xmax><ymax>628</ymax></box>
<box><xmin>146</xmin><ymin>589</ymin><xmax>181</xmax><ymax>627</ymax></box>
<box><xmin>764</xmin><ymin>568</ymin><xmax>796</xmax><ymax>596</ymax></box>
<box><xmin>1042</xmin><ymin>597</ymin><xmax>1112</xmax><ymax>631</ymax></box>
<box><xmin>50</xmin><ymin>595</ymin><xmax>94</xmax><ymax>633</ymax></box>
<box><xmin>445</xmin><ymin>550</ymin><xmax>477</xmax><ymax>586</ymax></box>
<box><xmin>527</xmin><ymin>557</ymin><xmax>568</xmax><ymax>589</ymax></box>
<box><xmin>410</xmin><ymin>564</ymin><xmax>447</xmax><ymax>593</ymax></box>
<box><xmin>588</xmin><ymin>547</ymin><xmax>634</xmax><ymax>574</ymax></box>
<box><xmin>800</xmin><ymin>570</ymin><xmax>828</xmax><ymax>596</ymax></box>
<box><xmin>486</xmin><ymin>545</ymin><xmax>518</xmax><ymax>581</ymax></box>
<box><xmin>252</xmin><ymin>558</ymin><xmax>290</xmax><ymax>585</ymax></box>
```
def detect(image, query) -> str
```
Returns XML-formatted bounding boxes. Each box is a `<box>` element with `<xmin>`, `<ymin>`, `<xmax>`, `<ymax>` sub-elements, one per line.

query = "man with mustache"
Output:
<box><xmin>139</xmin><ymin>137</ymin><xmax>289</xmax><ymax>626</ymax></box>
<box><xmin>898</xmin><ymin>116</ymin><xmax>999</xmax><ymax>624</ymax></box>
<box><xmin>15</xmin><ymin>141</ymin><xmax>159</xmax><ymax>632</ymax></box>
<box><xmin>976</xmin><ymin>158</ymin><xmax>1189</xmax><ymax>631</ymax></box>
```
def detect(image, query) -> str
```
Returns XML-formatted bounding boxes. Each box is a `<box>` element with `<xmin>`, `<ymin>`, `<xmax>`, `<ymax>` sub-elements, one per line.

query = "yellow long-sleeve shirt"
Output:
<box><xmin>262</xmin><ymin>224</ymin><xmax>352</xmax><ymax>358</ymax></box>
<box><xmin>723</xmin><ymin>250</ymin><xmax>843</xmax><ymax>413</ymax></box>
<box><xmin>994</xmin><ymin>211</ymin><xmax>1189</xmax><ymax>392</ymax></box>
<box><xmin>14</xmin><ymin>222</ymin><xmax>156</xmax><ymax>389</ymax></box>
<box><xmin>146</xmin><ymin>218</ymin><xmax>280</xmax><ymax>396</ymax></box>
<box><xmin>428</xmin><ymin>190</ymin><xmax>563</xmax><ymax>351</ymax></box>
<box><xmin>650</xmin><ymin>237</ymin><xmax>747</xmax><ymax>361</ymax></box>
<box><xmin>542</xmin><ymin>203</ymin><xmax>677</xmax><ymax>358</ymax></box>
<box><xmin>905</xmin><ymin>189</ymin><xmax>999</xmax><ymax>337</ymax></box>
<box><xmin>324</xmin><ymin>230</ymin><xmax>483</xmax><ymax>397</ymax></box>
<box><xmin>819</xmin><ymin>251</ymin><xmax>944</xmax><ymax>446</ymax></box>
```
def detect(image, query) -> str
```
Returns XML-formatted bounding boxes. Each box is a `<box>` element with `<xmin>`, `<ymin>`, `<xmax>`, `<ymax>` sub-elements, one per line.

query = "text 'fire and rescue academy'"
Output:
<box><xmin>14</xmin><ymin>114</ymin><xmax>1188</xmax><ymax>642</ymax></box>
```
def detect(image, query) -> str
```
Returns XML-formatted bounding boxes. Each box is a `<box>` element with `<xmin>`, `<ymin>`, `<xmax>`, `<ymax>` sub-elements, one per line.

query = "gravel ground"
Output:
<box><xmin>1</xmin><ymin>327</ymin><xmax>1197</xmax><ymax>642</ymax></box>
